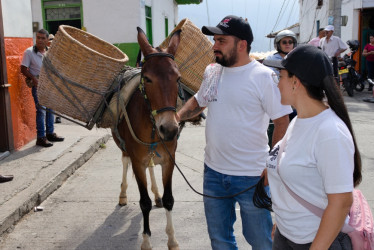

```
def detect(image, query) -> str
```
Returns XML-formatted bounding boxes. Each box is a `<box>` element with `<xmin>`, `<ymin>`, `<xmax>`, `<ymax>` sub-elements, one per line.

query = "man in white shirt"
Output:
<box><xmin>319</xmin><ymin>25</ymin><xmax>348</xmax><ymax>80</ymax></box>
<box><xmin>177</xmin><ymin>15</ymin><xmax>292</xmax><ymax>250</ymax></box>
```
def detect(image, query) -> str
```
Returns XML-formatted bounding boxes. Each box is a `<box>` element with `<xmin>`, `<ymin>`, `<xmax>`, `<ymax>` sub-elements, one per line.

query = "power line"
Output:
<box><xmin>272</xmin><ymin>0</ymin><xmax>286</xmax><ymax>32</ymax></box>
<box><xmin>286</xmin><ymin>0</ymin><xmax>297</xmax><ymax>27</ymax></box>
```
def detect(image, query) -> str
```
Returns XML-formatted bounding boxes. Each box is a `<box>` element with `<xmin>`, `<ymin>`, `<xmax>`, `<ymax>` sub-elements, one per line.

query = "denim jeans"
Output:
<box><xmin>203</xmin><ymin>164</ymin><xmax>273</xmax><ymax>250</ymax></box>
<box><xmin>32</xmin><ymin>87</ymin><xmax>54</xmax><ymax>138</ymax></box>
<box><xmin>273</xmin><ymin>228</ymin><xmax>352</xmax><ymax>250</ymax></box>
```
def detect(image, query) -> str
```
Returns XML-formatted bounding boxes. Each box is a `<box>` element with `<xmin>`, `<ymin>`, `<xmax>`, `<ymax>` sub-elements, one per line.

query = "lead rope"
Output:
<box><xmin>155</xmin><ymin>125</ymin><xmax>257</xmax><ymax>199</ymax></box>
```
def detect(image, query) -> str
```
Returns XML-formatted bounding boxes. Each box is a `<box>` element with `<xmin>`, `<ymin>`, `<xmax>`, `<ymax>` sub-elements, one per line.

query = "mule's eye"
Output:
<box><xmin>143</xmin><ymin>76</ymin><xmax>152</xmax><ymax>83</ymax></box>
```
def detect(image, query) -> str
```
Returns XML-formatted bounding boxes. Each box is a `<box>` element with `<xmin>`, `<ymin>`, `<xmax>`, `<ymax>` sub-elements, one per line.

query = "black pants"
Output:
<box><xmin>272</xmin><ymin>228</ymin><xmax>352</xmax><ymax>250</ymax></box>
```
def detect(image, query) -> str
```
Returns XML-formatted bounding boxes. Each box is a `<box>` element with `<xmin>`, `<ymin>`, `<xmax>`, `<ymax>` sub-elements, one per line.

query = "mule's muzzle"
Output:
<box><xmin>159</xmin><ymin>123</ymin><xmax>179</xmax><ymax>141</ymax></box>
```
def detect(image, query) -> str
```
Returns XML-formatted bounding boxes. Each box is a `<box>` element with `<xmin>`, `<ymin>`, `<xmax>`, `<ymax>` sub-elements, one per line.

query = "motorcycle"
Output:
<box><xmin>338</xmin><ymin>40</ymin><xmax>374</xmax><ymax>97</ymax></box>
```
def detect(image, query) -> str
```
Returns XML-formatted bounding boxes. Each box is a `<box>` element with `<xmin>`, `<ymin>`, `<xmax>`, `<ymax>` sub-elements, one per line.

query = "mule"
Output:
<box><xmin>112</xmin><ymin>27</ymin><xmax>181</xmax><ymax>250</ymax></box>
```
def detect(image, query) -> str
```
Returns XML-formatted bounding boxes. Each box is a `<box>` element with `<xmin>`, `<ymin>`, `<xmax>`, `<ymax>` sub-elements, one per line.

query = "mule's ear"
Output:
<box><xmin>137</xmin><ymin>27</ymin><xmax>153</xmax><ymax>56</ymax></box>
<box><xmin>166</xmin><ymin>30</ymin><xmax>181</xmax><ymax>56</ymax></box>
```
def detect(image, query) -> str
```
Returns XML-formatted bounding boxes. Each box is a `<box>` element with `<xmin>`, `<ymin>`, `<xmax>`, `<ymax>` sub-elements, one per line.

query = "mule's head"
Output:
<box><xmin>137</xmin><ymin>27</ymin><xmax>181</xmax><ymax>141</ymax></box>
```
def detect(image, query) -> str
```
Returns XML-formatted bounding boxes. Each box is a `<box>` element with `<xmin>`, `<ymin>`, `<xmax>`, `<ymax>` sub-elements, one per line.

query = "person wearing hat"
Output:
<box><xmin>262</xmin><ymin>45</ymin><xmax>361</xmax><ymax>249</ymax></box>
<box><xmin>319</xmin><ymin>25</ymin><xmax>348</xmax><ymax>81</ymax></box>
<box><xmin>177</xmin><ymin>15</ymin><xmax>292</xmax><ymax>250</ymax></box>
<box><xmin>21</xmin><ymin>29</ymin><xmax>65</xmax><ymax>147</ymax></box>
<box><xmin>266</xmin><ymin>29</ymin><xmax>298</xmax><ymax>75</ymax></box>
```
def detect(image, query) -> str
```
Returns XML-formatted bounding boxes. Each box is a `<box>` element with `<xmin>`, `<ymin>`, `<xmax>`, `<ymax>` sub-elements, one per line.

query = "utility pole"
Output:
<box><xmin>328</xmin><ymin>0</ymin><xmax>342</xmax><ymax>37</ymax></box>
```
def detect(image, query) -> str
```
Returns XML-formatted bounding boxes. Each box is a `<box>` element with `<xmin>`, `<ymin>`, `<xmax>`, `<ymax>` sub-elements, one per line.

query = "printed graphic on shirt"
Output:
<box><xmin>267</xmin><ymin>144</ymin><xmax>279</xmax><ymax>170</ymax></box>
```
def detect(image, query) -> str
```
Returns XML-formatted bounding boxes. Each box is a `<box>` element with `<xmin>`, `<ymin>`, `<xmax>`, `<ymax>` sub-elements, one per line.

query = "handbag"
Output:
<box><xmin>277</xmin><ymin>129</ymin><xmax>374</xmax><ymax>250</ymax></box>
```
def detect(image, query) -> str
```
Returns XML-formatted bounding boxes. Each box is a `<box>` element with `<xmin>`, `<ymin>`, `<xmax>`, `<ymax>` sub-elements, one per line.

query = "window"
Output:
<box><xmin>165</xmin><ymin>17</ymin><xmax>169</xmax><ymax>38</ymax></box>
<box><xmin>145</xmin><ymin>6</ymin><xmax>153</xmax><ymax>45</ymax></box>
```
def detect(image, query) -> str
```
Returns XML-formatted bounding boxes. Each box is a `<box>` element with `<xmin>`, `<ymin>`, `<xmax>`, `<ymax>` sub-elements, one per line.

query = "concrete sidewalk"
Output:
<box><xmin>0</xmin><ymin>122</ymin><xmax>111</xmax><ymax>237</ymax></box>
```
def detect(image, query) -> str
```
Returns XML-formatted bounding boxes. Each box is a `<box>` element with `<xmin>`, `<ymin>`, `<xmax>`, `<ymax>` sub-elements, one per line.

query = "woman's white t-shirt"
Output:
<box><xmin>267</xmin><ymin>108</ymin><xmax>354</xmax><ymax>244</ymax></box>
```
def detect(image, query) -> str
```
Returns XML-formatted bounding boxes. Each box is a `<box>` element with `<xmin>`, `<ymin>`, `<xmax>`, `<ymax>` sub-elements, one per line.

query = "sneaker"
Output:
<box><xmin>46</xmin><ymin>133</ymin><xmax>64</xmax><ymax>142</ymax></box>
<box><xmin>55</xmin><ymin>117</ymin><xmax>61</xmax><ymax>123</ymax></box>
<box><xmin>36</xmin><ymin>137</ymin><xmax>53</xmax><ymax>147</ymax></box>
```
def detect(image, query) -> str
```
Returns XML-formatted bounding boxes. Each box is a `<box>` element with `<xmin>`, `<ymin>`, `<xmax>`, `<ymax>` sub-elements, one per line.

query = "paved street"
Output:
<box><xmin>0</xmin><ymin>88</ymin><xmax>373</xmax><ymax>249</ymax></box>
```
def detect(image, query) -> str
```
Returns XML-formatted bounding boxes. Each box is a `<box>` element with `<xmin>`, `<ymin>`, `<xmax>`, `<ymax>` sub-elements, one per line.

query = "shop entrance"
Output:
<box><xmin>360</xmin><ymin>8</ymin><xmax>374</xmax><ymax>74</ymax></box>
<box><xmin>42</xmin><ymin>0</ymin><xmax>82</xmax><ymax>36</ymax></box>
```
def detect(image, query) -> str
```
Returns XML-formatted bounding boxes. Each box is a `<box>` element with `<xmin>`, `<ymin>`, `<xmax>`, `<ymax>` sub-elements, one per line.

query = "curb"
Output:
<box><xmin>0</xmin><ymin>134</ymin><xmax>111</xmax><ymax>237</ymax></box>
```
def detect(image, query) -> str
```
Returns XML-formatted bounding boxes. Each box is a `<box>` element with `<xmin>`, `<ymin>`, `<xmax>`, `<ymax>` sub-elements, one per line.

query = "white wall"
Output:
<box><xmin>298</xmin><ymin>0</ymin><xmax>329</xmax><ymax>44</ymax></box>
<box><xmin>31</xmin><ymin>0</ymin><xmax>43</xmax><ymax>31</ymax></box>
<box><xmin>341</xmin><ymin>1</ymin><xmax>359</xmax><ymax>43</ymax></box>
<box><xmin>2</xmin><ymin>0</ymin><xmax>33</xmax><ymax>37</ymax></box>
<box><xmin>82</xmin><ymin>0</ymin><xmax>140</xmax><ymax>44</ymax></box>
<box><xmin>29</xmin><ymin>0</ymin><xmax>178</xmax><ymax>45</ymax></box>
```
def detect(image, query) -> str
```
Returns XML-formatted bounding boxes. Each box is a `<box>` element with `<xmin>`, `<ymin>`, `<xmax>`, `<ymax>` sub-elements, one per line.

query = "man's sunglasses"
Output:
<box><xmin>281</xmin><ymin>40</ymin><xmax>294</xmax><ymax>45</ymax></box>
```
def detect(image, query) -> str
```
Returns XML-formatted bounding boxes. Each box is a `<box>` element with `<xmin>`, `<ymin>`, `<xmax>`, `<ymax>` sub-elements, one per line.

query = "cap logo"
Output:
<box><xmin>220</xmin><ymin>18</ymin><xmax>231</xmax><ymax>28</ymax></box>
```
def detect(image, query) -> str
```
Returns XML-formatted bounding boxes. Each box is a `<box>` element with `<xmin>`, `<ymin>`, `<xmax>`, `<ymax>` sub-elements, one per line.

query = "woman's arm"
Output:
<box><xmin>363</xmin><ymin>48</ymin><xmax>368</xmax><ymax>57</ymax></box>
<box><xmin>310</xmin><ymin>192</ymin><xmax>353</xmax><ymax>250</ymax></box>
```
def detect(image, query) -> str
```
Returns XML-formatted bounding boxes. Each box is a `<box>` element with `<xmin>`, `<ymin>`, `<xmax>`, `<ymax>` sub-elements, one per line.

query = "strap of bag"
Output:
<box><xmin>277</xmin><ymin>126</ymin><xmax>354</xmax><ymax>233</ymax></box>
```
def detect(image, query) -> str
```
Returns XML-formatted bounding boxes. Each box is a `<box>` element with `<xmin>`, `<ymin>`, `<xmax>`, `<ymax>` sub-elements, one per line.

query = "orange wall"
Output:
<box><xmin>4</xmin><ymin>37</ymin><xmax>36</xmax><ymax>149</ymax></box>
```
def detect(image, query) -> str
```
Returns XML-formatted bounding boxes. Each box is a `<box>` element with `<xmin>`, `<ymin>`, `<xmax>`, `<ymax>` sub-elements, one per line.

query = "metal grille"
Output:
<box><xmin>46</xmin><ymin>7</ymin><xmax>80</xmax><ymax>20</ymax></box>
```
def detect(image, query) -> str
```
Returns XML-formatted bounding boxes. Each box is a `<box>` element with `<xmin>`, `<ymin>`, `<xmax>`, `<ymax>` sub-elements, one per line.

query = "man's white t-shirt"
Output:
<box><xmin>195</xmin><ymin>60</ymin><xmax>292</xmax><ymax>176</ymax></box>
<box><xmin>319</xmin><ymin>35</ymin><xmax>348</xmax><ymax>57</ymax></box>
<box><xmin>267</xmin><ymin>108</ymin><xmax>354</xmax><ymax>244</ymax></box>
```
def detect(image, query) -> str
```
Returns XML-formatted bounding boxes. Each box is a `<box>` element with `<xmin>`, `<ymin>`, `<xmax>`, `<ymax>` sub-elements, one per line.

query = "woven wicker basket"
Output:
<box><xmin>38</xmin><ymin>25</ymin><xmax>128</xmax><ymax>123</ymax></box>
<box><xmin>160</xmin><ymin>18</ymin><xmax>215</xmax><ymax>93</ymax></box>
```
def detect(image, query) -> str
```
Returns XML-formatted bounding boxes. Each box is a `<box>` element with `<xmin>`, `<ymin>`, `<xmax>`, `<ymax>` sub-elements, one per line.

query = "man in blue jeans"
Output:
<box><xmin>177</xmin><ymin>16</ymin><xmax>291</xmax><ymax>249</ymax></box>
<box><xmin>21</xmin><ymin>29</ymin><xmax>64</xmax><ymax>147</ymax></box>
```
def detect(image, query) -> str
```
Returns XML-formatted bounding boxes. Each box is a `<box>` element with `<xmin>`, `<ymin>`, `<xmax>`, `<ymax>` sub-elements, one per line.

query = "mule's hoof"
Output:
<box><xmin>168</xmin><ymin>245</ymin><xmax>179</xmax><ymax>250</ymax></box>
<box><xmin>119</xmin><ymin>197</ymin><xmax>128</xmax><ymax>206</ymax></box>
<box><xmin>155</xmin><ymin>198</ymin><xmax>163</xmax><ymax>208</ymax></box>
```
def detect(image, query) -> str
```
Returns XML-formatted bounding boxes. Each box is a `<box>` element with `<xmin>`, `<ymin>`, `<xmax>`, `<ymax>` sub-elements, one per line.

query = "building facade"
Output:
<box><xmin>0</xmin><ymin>0</ymin><xmax>201</xmax><ymax>152</ymax></box>
<box><xmin>298</xmin><ymin>0</ymin><xmax>374</xmax><ymax>73</ymax></box>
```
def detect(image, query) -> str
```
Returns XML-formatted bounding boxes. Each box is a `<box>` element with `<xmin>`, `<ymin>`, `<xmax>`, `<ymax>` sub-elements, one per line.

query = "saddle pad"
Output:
<box><xmin>97</xmin><ymin>70</ymin><xmax>141</xmax><ymax>128</ymax></box>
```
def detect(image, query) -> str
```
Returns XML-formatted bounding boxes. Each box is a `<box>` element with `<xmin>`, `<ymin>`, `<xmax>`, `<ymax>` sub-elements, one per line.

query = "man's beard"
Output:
<box><xmin>215</xmin><ymin>44</ymin><xmax>238</xmax><ymax>67</ymax></box>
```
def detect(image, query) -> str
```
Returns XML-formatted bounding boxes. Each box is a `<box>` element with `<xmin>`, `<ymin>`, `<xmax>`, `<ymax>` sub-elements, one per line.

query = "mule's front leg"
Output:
<box><xmin>148</xmin><ymin>165</ymin><xmax>163</xmax><ymax>207</ymax></box>
<box><xmin>134</xmin><ymin>167</ymin><xmax>153</xmax><ymax>250</ymax></box>
<box><xmin>162</xmin><ymin>167</ymin><xmax>179</xmax><ymax>250</ymax></box>
<box><xmin>119</xmin><ymin>156</ymin><xmax>130</xmax><ymax>206</ymax></box>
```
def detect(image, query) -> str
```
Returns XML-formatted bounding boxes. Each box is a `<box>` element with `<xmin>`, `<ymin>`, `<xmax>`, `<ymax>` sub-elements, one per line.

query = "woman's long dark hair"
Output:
<box><xmin>299</xmin><ymin>74</ymin><xmax>362</xmax><ymax>187</ymax></box>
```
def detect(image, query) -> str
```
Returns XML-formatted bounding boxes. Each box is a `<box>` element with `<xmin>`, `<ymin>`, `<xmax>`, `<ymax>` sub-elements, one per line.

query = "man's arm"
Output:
<box><xmin>176</xmin><ymin>96</ymin><xmax>205</xmax><ymax>122</ymax></box>
<box><xmin>271</xmin><ymin>115</ymin><xmax>289</xmax><ymax>147</ymax></box>
<box><xmin>20</xmin><ymin>65</ymin><xmax>38</xmax><ymax>87</ymax></box>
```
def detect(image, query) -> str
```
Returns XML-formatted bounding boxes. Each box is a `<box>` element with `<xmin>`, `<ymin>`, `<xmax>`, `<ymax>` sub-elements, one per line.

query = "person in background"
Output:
<box><xmin>47</xmin><ymin>34</ymin><xmax>62</xmax><ymax>124</ymax></box>
<box><xmin>265</xmin><ymin>30</ymin><xmax>298</xmax><ymax>127</ymax></box>
<box><xmin>263</xmin><ymin>45</ymin><xmax>360</xmax><ymax>249</ymax></box>
<box><xmin>362</xmin><ymin>34</ymin><xmax>374</xmax><ymax>92</ymax></box>
<box><xmin>319</xmin><ymin>25</ymin><xmax>348</xmax><ymax>83</ymax></box>
<box><xmin>266</xmin><ymin>30</ymin><xmax>298</xmax><ymax>75</ymax></box>
<box><xmin>177</xmin><ymin>15</ymin><xmax>292</xmax><ymax>250</ymax></box>
<box><xmin>21</xmin><ymin>29</ymin><xmax>64</xmax><ymax>147</ymax></box>
<box><xmin>308</xmin><ymin>28</ymin><xmax>325</xmax><ymax>47</ymax></box>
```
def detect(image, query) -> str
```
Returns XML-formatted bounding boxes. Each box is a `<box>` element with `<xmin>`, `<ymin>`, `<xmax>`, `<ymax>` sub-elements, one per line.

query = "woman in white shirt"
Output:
<box><xmin>262</xmin><ymin>45</ymin><xmax>362</xmax><ymax>249</ymax></box>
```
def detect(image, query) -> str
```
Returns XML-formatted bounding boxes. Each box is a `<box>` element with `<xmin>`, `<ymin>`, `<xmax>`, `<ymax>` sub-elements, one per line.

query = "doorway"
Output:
<box><xmin>42</xmin><ymin>0</ymin><xmax>83</xmax><ymax>36</ymax></box>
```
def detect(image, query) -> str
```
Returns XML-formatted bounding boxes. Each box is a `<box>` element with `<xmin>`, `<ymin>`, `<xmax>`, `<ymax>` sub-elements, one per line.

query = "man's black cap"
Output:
<box><xmin>263</xmin><ymin>45</ymin><xmax>333</xmax><ymax>87</ymax></box>
<box><xmin>202</xmin><ymin>15</ymin><xmax>254</xmax><ymax>45</ymax></box>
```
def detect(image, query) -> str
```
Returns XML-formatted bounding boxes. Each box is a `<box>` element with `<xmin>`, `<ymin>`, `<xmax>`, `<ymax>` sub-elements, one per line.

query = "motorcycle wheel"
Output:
<box><xmin>343</xmin><ymin>79</ymin><xmax>354</xmax><ymax>97</ymax></box>
<box><xmin>355</xmin><ymin>80</ymin><xmax>365</xmax><ymax>92</ymax></box>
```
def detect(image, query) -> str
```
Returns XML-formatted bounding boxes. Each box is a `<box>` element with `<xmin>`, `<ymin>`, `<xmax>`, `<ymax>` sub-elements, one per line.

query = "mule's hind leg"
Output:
<box><xmin>148</xmin><ymin>165</ymin><xmax>163</xmax><ymax>207</ymax></box>
<box><xmin>119</xmin><ymin>155</ymin><xmax>131</xmax><ymax>206</ymax></box>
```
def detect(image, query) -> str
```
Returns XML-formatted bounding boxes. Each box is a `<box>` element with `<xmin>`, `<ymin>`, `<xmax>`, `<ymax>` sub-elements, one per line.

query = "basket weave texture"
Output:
<box><xmin>38</xmin><ymin>25</ymin><xmax>128</xmax><ymax>123</ymax></box>
<box><xmin>160</xmin><ymin>18</ymin><xmax>215</xmax><ymax>93</ymax></box>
